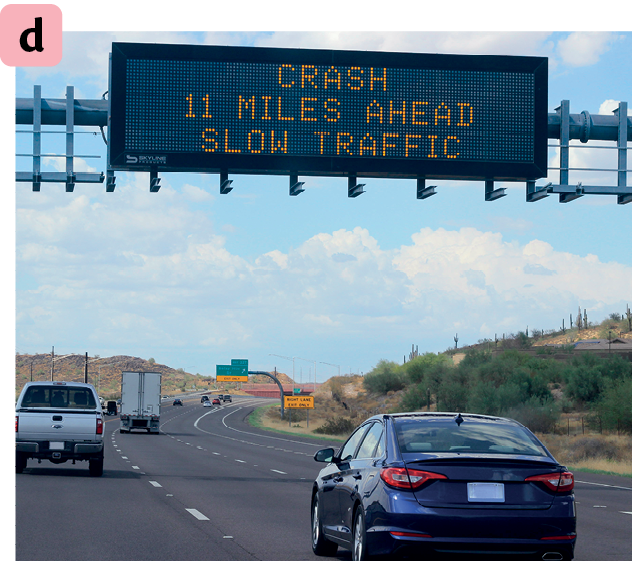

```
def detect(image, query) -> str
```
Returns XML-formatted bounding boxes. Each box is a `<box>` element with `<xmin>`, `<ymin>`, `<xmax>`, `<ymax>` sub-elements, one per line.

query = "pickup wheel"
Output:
<box><xmin>16</xmin><ymin>452</ymin><xmax>27</xmax><ymax>474</ymax></box>
<box><xmin>89</xmin><ymin>458</ymin><xmax>104</xmax><ymax>477</ymax></box>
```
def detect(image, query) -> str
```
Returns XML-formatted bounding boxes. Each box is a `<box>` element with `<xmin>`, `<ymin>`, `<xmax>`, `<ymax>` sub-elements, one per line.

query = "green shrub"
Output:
<box><xmin>505</xmin><ymin>397</ymin><xmax>560</xmax><ymax>433</ymax></box>
<box><xmin>595</xmin><ymin>378</ymin><xmax>632</xmax><ymax>434</ymax></box>
<box><xmin>397</xmin><ymin>384</ymin><xmax>432</xmax><ymax>413</ymax></box>
<box><xmin>363</xmin><ymin>360</ymin><xmax>406</xmax><ymax>394</ymax></box>
<box><xmin>313</xmin><ymin>417</ymin><xmax>356</xmax><ymax>435</ymax></box>
<box><xmin>403</xmin><ymin>353</ymin><xmax>451</xmax><ymax>384</ymax></box>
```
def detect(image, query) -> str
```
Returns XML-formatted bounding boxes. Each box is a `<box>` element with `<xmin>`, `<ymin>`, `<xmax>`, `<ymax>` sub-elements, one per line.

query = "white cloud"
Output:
<box><xmin>182</xmin><ymin>184</ymin><xmax>214</xmax><ymax>202</ymax></box>
<box><xmin>556</xmin><ymin>32</ymin><xmax>616</xmax><ymax>67</ymax></box>
<box><xmin>598</xmin><ymin>99</ymin><xmax>632</xmax><ymax>116</ymax></box>
<box><xmin>16</xmin><ymin>189</ymin><xmax>632</xmax><ymax>359</ymax></box>
<box><xmin>255</xmin><ymin>31</ymin><xmax>551</xmax><ymax>57</ymax></box>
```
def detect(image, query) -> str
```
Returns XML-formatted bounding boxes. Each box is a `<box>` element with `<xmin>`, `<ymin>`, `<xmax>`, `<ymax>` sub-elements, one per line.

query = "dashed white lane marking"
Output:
<box><xmin>132</xmin><ymin>466</ymin><xmax>140</xmax><ymax>470</ymax></box>
<box><xmin>593</xmin><ymin>505</ymin><xmax>607</xmax><ymax>508</ymax></box>
<box><xmin>121</xmin><ymin>456</ymin><xmax>128</xmax><ymax>459</ymax></box>
<box><xmin>271</xmin><ymin>469</ymin><xmax>287</xmax><ymax>474</ymax></box>
<box><xmin>235</xmin><ymin>459</ymin><xmax>246</xmax><ymax>463</ymax></box>
<box><xmin>186</xmin><ymin>509</ymin><xmax>209</xmax><ymax>521</ymax></box>
<box><xmin>620</xmin><ymin>511</ymin><xmax>632</xmax><ymax>515</ymax></box>
<box><xmin>149</xmin><ymin>481</ymin><xmax>162</xmax><ymax>487</ymax></box>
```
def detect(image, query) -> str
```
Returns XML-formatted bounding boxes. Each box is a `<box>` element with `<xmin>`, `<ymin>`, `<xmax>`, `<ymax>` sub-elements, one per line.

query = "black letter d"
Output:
<box><xmin>20</xmin><ymin>17</ymin><xmax>44</xmax><ymax>53</ymax></box>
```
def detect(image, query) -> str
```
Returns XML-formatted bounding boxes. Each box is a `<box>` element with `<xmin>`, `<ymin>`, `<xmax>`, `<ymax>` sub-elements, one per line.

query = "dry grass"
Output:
<box><xmin>537</xmin><ymin>433</ymin><xmax>632</xmax><ymax>476</ymax></box>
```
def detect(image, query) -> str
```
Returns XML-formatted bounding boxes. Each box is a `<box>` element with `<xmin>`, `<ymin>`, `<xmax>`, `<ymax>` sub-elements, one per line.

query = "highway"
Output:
<box><xmin>16</xmin><ymin>395</ymin><xmax>632</xmax><ymax>561</ymax></box>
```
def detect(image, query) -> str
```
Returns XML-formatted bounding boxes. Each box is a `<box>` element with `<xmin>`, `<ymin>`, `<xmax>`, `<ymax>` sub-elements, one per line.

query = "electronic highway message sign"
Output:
<box><xmin>109</xmin><ymin>42</ymin><xmax>548</xmax><ymax>181</ymax></box>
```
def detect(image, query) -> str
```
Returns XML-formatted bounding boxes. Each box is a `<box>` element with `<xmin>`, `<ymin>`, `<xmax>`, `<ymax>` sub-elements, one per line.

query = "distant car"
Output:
<box><xmin>106</xmin><ymin>400</ymin><xmax>118</xmax><ymax>416</ymax></box>
<box><xmin>201</xmin><ymin>395</ymin><xmax>209</xmax><ymax>403</ymax></box>
<box><xmin>172</xmin><ymin>398</ymin><xmax>183</xmax><ymax>406</ymax></box>
<box><xmin>212</xmin><ymin>398</ymin><xmax>221</xmax><ymax>405</ymax></box>
<box><xmin>162</xmin><ymin>395</ymin><xmax>169</xmax><ymax>399</ymax></box>
<box><xmin>217</xmin><ymin>394</ymin><xmax>224</xmax><ymax>401</ymax></box>
<box><xmin>203</xmin><ymin>400</ymin><xmax>213</xmax><ymax>407</ymax></box>
<box><xmin>311</xmin><ymin>412</ymin><xmax>576</xmax><ymax>561</ymax></box>
<box><xmin>223</xmin><ymin>394</ymin><xmax>232</xmax><ymax>403</ymax></box>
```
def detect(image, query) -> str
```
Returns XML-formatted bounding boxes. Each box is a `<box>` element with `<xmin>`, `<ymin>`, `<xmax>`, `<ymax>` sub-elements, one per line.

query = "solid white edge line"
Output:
<box><xmin>576</xmin><ymin>480</ymin><xmax>632</xmax><ymax>491</ymax></box>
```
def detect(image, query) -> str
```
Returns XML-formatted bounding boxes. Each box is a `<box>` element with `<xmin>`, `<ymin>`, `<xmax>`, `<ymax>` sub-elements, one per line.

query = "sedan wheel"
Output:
<box><xmin>311</xmin><ymin>496</ymin><xmax>338</xmax><ymax>556</ymax></box>
<box><xmin>352</xmin><ymin>508</ymin><xmax>369</xmax><ymax>561</ymax></box>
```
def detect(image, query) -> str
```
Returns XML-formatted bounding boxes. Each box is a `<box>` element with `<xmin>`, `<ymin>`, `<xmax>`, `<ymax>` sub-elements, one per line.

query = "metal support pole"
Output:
<box><xmin>32</xmin><ymin>85</ymin><xmax>41</xmax><ymax>191</ymax></box>
<box><xmin>66</xmin><ymin>86</ymin><xmax>76</xmax><ymax>192</ymax></box>
<box><xmin>249</xmin><ymin>370</ymin><xmax>286</xmax><ymax>419</ymax></box>
<box><xmin>616</xmin><ymin>102</ymin><xmax>631</xmax><ymax>204</ymax></box>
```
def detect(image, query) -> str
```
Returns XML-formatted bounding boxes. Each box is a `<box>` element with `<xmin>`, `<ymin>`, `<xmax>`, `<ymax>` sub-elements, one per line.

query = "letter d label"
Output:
<box><xmin>20</xmin><ymin>17</ymin><xmax>44</xmax><ymax>52</ymax></box>
<box><xmin>0</xmin><ymin>4</ymin><xmax>62</xmax><ymax>67</ymax></box>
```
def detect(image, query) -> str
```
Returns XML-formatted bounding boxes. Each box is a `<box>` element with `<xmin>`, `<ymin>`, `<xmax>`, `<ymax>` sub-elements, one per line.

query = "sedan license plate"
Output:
<box><xmin>49</xmin><ymin>442</ymin><xmax>64</xmax><ymax>450</ymax></box>
<box><xmin>467</xmin><ymin>482</ymin><xmax>505</xmax><ymax>503</ymax></box>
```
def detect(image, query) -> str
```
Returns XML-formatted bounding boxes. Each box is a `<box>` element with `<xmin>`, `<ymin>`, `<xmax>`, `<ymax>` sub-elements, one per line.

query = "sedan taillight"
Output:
<box><xmin>525</xmin><ymin>471</ymin><xmax>574</xmax><ymax>493</ymax></box>
<box><xmin>381</xmin><ymin>467</ymin><xmax>447</xmax><ymax>490</ymax></box>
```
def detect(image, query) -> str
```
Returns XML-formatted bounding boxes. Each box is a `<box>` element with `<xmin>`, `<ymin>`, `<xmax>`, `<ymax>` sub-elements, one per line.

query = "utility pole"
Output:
<box><xmin>84</xmin><ymin>352</ymin><xmax>88</xmax><ymax>383</ymax></box>
<box><xmin>50</xmin><ymin>345</ymin><xmax>54</xmax><ymax>381</ymax></box>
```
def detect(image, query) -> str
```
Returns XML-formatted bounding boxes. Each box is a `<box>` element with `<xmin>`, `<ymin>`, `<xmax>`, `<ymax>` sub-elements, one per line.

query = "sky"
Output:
<box><xmin>3</xmin><ymin>3</ymin><xmax>632</xmax><ymax>386</ymax></box>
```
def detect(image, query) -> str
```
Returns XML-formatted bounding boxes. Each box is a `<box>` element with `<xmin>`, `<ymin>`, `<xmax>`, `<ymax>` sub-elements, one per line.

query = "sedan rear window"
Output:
<box><xmin>21</xmin><ymin>386</ymin><xmax>97</xmax><ymax>409</ymax></box>
<box><xmin>393</xmin><ymin>416</ymin><xmax>548</xmax><ymax>457</ymax></box>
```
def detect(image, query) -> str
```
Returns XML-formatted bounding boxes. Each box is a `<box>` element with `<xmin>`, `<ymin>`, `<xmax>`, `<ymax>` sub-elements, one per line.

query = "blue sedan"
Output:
<box><xmin>311</xmin><ymin>412</ymin><xmax>576</xmax><ymax>561</ymax></box>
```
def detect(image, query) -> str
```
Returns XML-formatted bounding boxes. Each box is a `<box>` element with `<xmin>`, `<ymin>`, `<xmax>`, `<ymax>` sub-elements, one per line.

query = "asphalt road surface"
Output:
<box><xmin>15</xmin><ymin>395</ymin><xmax>632</xmax><ymax>561</ymax></box>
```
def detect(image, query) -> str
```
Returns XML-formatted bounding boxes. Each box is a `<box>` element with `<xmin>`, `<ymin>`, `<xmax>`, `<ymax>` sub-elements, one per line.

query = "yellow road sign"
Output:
<box><xmin>284</xmin><ymin>395</ymin><xmax>314</xmax><ymax>409</ymax></box>
<box><xmin>217</xmin><ymin>375</ymin><xmax>246</xmax><ymax>382</ymax></box>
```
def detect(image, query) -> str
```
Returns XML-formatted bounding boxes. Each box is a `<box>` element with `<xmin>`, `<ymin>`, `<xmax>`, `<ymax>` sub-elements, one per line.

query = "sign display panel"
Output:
<box><xmin>284</xmin><ymin>395</ymin><xmax>315</xmax><ymax>409</ymax></box>
<box><xmin>110</xmin><ymin>42</ymin><xmax>547</xmax><ymax>180</ymax></box>
<box><xmin>216</xmin><ymin>359</ymin><xmax>248</xmax><ymax>382</ymax></box>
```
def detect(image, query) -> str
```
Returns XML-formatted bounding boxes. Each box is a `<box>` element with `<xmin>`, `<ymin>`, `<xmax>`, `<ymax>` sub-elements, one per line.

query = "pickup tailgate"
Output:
<box><xmin>17</xmin><ymin>410</ymin><xmax>99</xmax><ymax>441</ymax></box>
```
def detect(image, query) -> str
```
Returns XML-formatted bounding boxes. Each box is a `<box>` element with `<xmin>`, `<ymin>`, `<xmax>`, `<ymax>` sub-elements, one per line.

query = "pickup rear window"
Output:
<box><xmin>21</xmin><ymin>386</ymin><xmax>97</xmax><ymax>409</ymax></box>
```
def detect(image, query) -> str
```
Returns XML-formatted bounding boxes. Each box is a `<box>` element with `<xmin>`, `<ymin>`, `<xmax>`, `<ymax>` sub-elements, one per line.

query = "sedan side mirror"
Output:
<box><xmin>314</xmin><ymin>448</ymin><xmax>336</xmax><ymax>463</ymax></box>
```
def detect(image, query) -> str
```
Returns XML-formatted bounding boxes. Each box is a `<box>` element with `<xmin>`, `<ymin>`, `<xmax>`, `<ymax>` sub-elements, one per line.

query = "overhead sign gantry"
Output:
<box><xmin>16</xmin><ymin>42</ymin><xmax>630</xmax><ymax>202</ymax></box>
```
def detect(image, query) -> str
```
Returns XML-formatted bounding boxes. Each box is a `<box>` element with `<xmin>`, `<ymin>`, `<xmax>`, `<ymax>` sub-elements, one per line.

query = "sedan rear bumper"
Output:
<box><xmin>368</xmin><ymin>530</ymin><xmax>576</xmax><ymax>559</ymax></box>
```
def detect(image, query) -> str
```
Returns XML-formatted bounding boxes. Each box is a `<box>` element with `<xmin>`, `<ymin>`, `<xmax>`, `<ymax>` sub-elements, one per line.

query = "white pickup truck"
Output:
<box><xmin>15</xmin><ymin>381</ymin><xmax>105</xmax><ymax>476</ymax></box>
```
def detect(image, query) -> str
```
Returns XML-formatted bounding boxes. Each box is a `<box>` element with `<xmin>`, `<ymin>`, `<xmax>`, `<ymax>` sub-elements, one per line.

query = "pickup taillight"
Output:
<box><xmin>96</xmin><ymin>416</ymin><xmax>103</xmax><ymax>435</ymax></box>
<box><xmin>15</xmin><ymin>415</ymin><xmax>18</xmax><ymax>433</ymax></box>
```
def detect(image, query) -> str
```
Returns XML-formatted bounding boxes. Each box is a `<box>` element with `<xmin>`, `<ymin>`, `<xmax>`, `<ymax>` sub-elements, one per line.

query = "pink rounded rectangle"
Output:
<box><xmin>0</xmin><ymin>4</ymin><xmax>62</xmax><ymax>67</ymax></box>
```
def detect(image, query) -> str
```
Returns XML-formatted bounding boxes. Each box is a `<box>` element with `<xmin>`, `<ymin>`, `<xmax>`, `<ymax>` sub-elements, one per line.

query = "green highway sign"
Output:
<box><xmin>216</xmin><ymin>359</ymin><xmax>249</xmax><ymax>381</ymax></box>
<box><xmin>231</xmin><ymin>359</ymin><xmax>248</xmax><ymax>376</ymax></box>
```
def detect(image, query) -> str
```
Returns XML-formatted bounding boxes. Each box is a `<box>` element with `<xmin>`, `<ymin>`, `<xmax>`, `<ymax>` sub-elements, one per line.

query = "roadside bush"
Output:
<box><xmin>456</xmin><ymin>349</ymin><xmax>492</xmax><ymax>370</ymax></box>
<box><xmin>563</xmin><ymin>362</ymin><xmax>605</xmax><ymax>405</ymax></box>
<box><xmin>397</xmin><ymin>384</ymin><xmax>432</xmax><ymax>413</ymax></box>
<box><xmin>562</xmin><ymin>436</ymin><xmax>624</xmax><ymax>462</ymax></box>
<box><xmin>435</xmin><ymin>369</ymin><xmax>470</xmax><ymax>412</ymax></box>
<box><xmin>313</xmin><ymin>417</ymin><xmax>356</xmax><ymax>435</ymax></box>
<box><xmin>505</xmin><ymin>397</ymin><xmax>560</xmax><ymax>433</ymax></box>
<box><xmin>595</xmin><ymin>378</ymin><xmax>632</xmax><ymax>434</ymax></box>
<box><xmin>403</xmin><ymin>353</ymin><xmax>451</xmax><ymax>384</ymax></box>
<box><xmin>363</xmin><ymin>360</ymin><xmax>406</xmax><ymax>394</ymax></box>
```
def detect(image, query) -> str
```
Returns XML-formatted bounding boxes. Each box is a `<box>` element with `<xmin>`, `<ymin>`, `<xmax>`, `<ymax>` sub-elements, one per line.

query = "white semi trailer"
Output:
<box><xmin>119</xmin><ymin>372</ymin><xmax>162</xmax><ymax>434</ymax></box>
